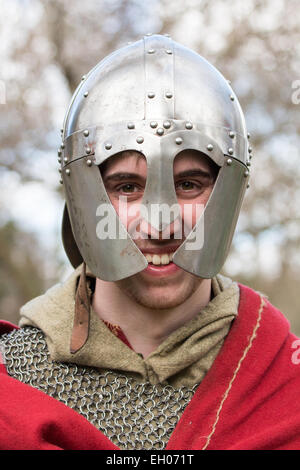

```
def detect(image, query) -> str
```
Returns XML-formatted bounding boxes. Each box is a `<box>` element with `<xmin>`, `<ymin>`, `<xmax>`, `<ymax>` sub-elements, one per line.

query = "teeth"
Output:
<box><xmin>152</xmin><ymin>254</ymin><xmax>161</xmax><ymax>265</ymax></box>
<box><xmin>161</xmin><ymin>254</ymin><xmax>169</xmax><ymax>265</ymax></box>
<box><xmin>144</xmin><ymin>253</ymin><xmax>174</xmax><ymax>265</ymax></box>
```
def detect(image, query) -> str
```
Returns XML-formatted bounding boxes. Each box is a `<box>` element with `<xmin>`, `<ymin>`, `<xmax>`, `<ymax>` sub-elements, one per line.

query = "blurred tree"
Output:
<box><xmin>0</xmin><ymin>220</ymin><xmax>63</xmax><ymax>325</ymax></box>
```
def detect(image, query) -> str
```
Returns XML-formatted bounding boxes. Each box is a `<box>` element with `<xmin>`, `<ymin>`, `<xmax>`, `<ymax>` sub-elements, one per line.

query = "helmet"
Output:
<box><xmin>59</xmin><ymin>34</ymin><xmax>250</xmax><ymax>281</ymax></box>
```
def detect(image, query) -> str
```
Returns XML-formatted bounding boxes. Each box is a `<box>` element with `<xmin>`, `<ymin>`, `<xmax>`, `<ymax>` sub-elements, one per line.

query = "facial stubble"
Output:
<box><xmin>115</xmin><ymin>270</ymin><xmax>203</xmax><ymax>310</ymax></box>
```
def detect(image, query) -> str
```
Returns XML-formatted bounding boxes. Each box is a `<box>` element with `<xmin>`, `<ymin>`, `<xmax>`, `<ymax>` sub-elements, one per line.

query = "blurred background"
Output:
<box><xmin>0</xmin><ymin>0</ymin><xmax>300</xmax><ymax>333</ymax></box>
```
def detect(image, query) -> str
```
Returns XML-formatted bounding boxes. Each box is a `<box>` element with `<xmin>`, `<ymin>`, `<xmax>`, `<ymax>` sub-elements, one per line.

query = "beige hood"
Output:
<box><xmin>19</xmin><ymin>266</ymin><xmax>239</xmax><ymax>387</ymax></box>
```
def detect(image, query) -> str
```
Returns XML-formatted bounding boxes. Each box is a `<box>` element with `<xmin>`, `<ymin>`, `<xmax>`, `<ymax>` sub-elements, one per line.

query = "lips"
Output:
<box><xmin>140</xmin><ymin>249</ymin><xmax>181</xmax><ymax>277</ymax></box>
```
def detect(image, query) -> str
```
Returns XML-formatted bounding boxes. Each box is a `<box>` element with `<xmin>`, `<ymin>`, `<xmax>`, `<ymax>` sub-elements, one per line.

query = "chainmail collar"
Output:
<box><xmin>19</xmin><ymin>266</ymin><xmax>239</xmax><ymax>387</ymax></box>
<box><xmin>0</xmin><ymin>326</ymin><xmax>198</xmax><ymax>450</ymax></box>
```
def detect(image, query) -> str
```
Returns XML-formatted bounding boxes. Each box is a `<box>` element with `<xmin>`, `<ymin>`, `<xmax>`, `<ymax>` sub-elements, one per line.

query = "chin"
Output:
<box><xmin>118</xmin><ymin>278</ymin><xmax>201</xmax><ymax>310</ymax></box>
<box><xmin>115</xmin><ymin>266</ymin><xmax>205</xmax><ymax>309</ymax></box>
<box><xmin>136</xmin><ymin>295</ymin><xmax>186</xmax><ymax>310</ymax></box>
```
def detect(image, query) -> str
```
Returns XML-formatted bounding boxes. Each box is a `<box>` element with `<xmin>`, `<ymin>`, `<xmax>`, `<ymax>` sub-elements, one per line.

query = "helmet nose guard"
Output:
<box><xmin>60</xmin><ymin>34</ymin><xmax>251</xmax><ymax>281</ymax></box>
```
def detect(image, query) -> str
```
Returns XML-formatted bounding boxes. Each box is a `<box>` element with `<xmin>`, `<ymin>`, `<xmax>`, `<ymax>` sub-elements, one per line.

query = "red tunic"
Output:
<box><xmin>1</xmin><ymin>284</ymin><xmax>300</xmax><ymax>450</ymax></box>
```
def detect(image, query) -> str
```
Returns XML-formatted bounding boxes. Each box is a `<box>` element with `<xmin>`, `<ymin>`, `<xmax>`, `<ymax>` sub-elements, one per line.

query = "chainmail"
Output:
<box><xmin>0</xmin><ymin>327</ymin><xmax>198</xmax><ymax>450</ymax></box>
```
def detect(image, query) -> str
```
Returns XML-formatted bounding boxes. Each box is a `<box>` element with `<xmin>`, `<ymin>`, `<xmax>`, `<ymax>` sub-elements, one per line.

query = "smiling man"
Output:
<box><xmin>1</xmin><ymin>35</ymin><xmax>300</xmax><ymax>451</ymax></box>
<box><xmin>93</xmin><ymin>149</ymin><xmax>218</xmax><ymax>357</ymax></box>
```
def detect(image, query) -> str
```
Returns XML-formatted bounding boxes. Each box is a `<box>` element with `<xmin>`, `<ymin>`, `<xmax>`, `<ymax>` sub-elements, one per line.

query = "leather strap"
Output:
<box><xmin>70</xmin><ymin>263</ymin><xmax>90</xmax><ymax>354</ymax></box>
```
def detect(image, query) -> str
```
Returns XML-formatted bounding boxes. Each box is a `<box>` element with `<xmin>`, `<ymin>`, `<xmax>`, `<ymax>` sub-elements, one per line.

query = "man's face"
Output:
<box><xmin>100</xmin><ymin>149</ymin><xmax>218</xmax><ymax>309</ymax></box>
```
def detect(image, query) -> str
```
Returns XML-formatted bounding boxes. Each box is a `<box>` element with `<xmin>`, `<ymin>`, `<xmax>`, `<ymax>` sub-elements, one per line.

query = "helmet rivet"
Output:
<box><xmin>228</xmin><ymin>148</ymin><xmax>234</xmax><ymax>155</ymax></box>
<box><xmin>244</xmin><ymin>170</ymin><xmax>250</xmax><ymax>177</ymax></box>
<box><xmin>81</xmin><ymin>75</ymin><xmax>86</xmax><ymax>81</ymax></box>
<box><xmin>247</xmin><ymin>132</ymin><xmax>251</xmax><ymax>139</ymax></box>
<box><xmin>65</xmin><ymin>168</ymin><xmax>71</xmax><ymax>176</ymax></box>
<box><xmin>63</xmin><ymin>157</ymin><xmax>68</xmax><ymax>163</ymax></box>
<box><xmin>86</xmin><ymin>159</ymin><xmax>92</xmax><ymax>166</ymax></box>
<box><xmin>175</xmin><ymin>137</ymin><xmax>183</xmax><ymax>145</ymax></box>
<box><xmin>229</xmin><ymin>131</ymin><xmax>235</xmax><ymax>138</ymax></box>
<box><xmin>86</xmin><ymin>147</ymin><xmax>92</xmax><ymax>154</ymax></box>
<box><xmin>58</xmin><ymin>168</ymin><xmax>62</xmax><ymax>173</ymax></box>
<box><xmin>148</xmin><ymin>49</ymin><xmax>155</xmax><ymax>54</ymax></box>
<box><xmin>207</xmin><ymin>144</ymin><xmax>214</xmax><ymax>151</ymax></box>
<box><xmin>165</xmin><ymin>49</ymin><xmax>173</xmax><ymax>54</ymax></box>
<box><xmin>185</xmin><ymin>122</ymin><xmax>193</xmax><ymax>130</ymax></box>
<box><xmin>150</xmin><ymin>121</ymin><xmax>158</xmax><ymax>128</ymax></box>
<box><xmin>157</xmin><ymin>127</ymin><xmax>164</xmax><ymax>136</ymax></box>
<box><xmin>230</xmin><ymin>94</ymin><xmax>235</xmax><ymax>101</ymax></box>
<box><xmin>165</xmin><ymin>92</ymin><xmax>173</xmax><ymax>99</ymax></box>
<box><xmin>84</xmin><ymin>91</ymin><xmax>89</xmax><ymax>97</ymax></box>
<box><xmin>248</xmin><ymin>147</ymin><xmax>253</xmax><ymax>153</ymax></box>
<box><xmin>247</xmin><ymin>183</ymin><xmax>250</xmax><ymax>189</ymax></box>
<box><xmin>148</xmin><ymin>92</ymin><xmax>155</xmax><ymax>99</ymax></box>
<box><xmin>83</xmin><ymin>129</ymin><xmax>89</xmax><ymax>137</ymax></box>
<box><xmin>163</xmin><ymin>120</ymin><xmax>171</xmax><ymax>129</ymax></box>
<box><xmin>105</xmin><ymin>143</ymin><xmax>112</xmax><ymax>150</ymax></box>
<box><xmin>60</xmin><ymin>128</ymin><xmax>64</xmax><ymax>134</ymax></box>
<box><xmin>58</xmin><ymin>149</ymin><xmax>62</xmax><ymax>157</ymax></box>
<box><xmin>60</xmin><ymin>143</ymin><xmax>65</xmax><ymax>149</ymax></box>
<box><xmin>227</xmin><ymin>158</ymin><xmax>233</xmax><ymax>165</ymax></box>
<box><xmin>127</xmin><ymin>122</ymin><xmax>135</xmax><ymax>129</ymax></box>
<box><xmin>136</xmin><ymin>136</ymin><xmax>144</xmax><ymax>144</ymax></box>
<box><xmin>246</xmin><ymin>161</ymin><xmax>251</xmax><ymax>167</ymax></box>
<box><xmin>58</xmin><ymin>157</ymin><xmax>62</xmax><ymax>164</ymax></box>
<box><xmin>59</xmin><ymin>178</ymin><xmax>63</xmax><ymax>185</ymax></box>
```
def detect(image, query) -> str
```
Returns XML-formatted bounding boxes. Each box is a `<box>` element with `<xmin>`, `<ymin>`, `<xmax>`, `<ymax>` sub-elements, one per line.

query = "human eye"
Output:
<box><xmin>118</xmin><ymin>183</ymin><xmax>139</xmax><ymax>193</ymax></box>
<box><xmin>175</xmin><ymin>179</ymin><xmax>203</xmax><ymax>193</ymax></box>
<box><xmin>113</xmin><ymin>182</ymin><xmax>144</xmax><ymax>199</ymax></box>
<box><xmin>176</xmin><ymin>181</ymin><xmax>198</xmax><ymax>191</ymax></box>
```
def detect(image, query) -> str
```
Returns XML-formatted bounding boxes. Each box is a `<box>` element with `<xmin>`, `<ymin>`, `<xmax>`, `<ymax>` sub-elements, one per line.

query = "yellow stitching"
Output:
<box><xmin>201</xmin><ymin>295</ymin><xmax>266</xmax><ymax>450</ymax></box>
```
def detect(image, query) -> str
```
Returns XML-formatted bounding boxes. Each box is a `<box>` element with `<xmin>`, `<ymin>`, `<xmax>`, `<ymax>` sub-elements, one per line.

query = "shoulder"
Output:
<box><xmin>237</xmin><ymin>282</ymin><xmax>291</xmax><ymax>333</ymax></box>
<box><xmin>0</xmin><ymin>320</ymin><xmax>19</xmax><ymax>335</ymax></box>
<box><xmin>0</xmin><ymin>324</ymin><xmax>46</xmax><ymax>376</ymax></box>
<box><xmin>0</xmin><ymin>321</ymin><xmax>19</xmax><ymax>374</ymax></box>
<box><xmin>234</xmin><ymin>283</ymin><xmax>299</xmax><ymax>381</ymax></box>
<box><xmin>198</xmin><ymin>283</ymin><xmax>300</xmax><ymax>449</ymax></box>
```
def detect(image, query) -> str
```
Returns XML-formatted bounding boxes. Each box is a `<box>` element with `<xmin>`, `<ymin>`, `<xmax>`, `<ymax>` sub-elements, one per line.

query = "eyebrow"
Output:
<box><xmin>174</xmin><ymin>169</ymin><xmax>213</xmax><ymax>179</ymax></box>
<box><xmin>102</xmin><ymin>172</ymin><xmax>146</xmax><ymax>182</ymax></box>
<box><xmin>102</xmin><ymin>168</ymin><xmax>214</xmax><ymax>184</ymax></box>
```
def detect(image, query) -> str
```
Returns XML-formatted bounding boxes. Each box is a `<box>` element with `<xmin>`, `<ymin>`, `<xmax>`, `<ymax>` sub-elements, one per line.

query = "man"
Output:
<box><xmin>1</xmin><ymin>34</ymin><xmax>300</xmax><ymax>451</ymax></box>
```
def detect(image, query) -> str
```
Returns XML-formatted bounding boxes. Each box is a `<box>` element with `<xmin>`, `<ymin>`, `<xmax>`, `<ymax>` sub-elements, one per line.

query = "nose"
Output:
<box><xmin>140</xmin><ymin>203</ymin><xmax>181</xmax><ymax>231</ymax></box>
<box><xmin>137</xmin><ymin>213</ymin><xmax>183</xmax><ymax>241</ymax></box>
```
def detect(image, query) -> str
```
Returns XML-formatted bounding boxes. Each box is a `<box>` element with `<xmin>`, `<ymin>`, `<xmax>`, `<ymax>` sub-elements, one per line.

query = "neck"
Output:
<box><xmin>92</xmin><ymin>277</ymin><xmax>212</xmax><ymax>358</ymax></box>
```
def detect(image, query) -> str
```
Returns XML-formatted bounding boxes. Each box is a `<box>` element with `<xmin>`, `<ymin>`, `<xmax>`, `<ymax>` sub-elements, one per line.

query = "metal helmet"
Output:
<box><xmin>60</xmin><ymin>34</ymin><xmax>251</xmax><ymax>281</ymax></box>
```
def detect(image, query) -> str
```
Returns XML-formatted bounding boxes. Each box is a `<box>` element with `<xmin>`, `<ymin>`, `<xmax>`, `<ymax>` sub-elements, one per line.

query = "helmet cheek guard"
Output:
<box><xmin>60</xmin><ymin>35</ymin><xmax>251</xmax><ymax>281</ymax></box>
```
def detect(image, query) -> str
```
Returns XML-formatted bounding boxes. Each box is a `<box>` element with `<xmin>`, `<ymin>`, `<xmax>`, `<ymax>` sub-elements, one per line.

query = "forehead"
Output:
<box><xmin>101</xmin><ymin>150</ymin><xmax>218</xmax><ymax>176</ymax></box>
